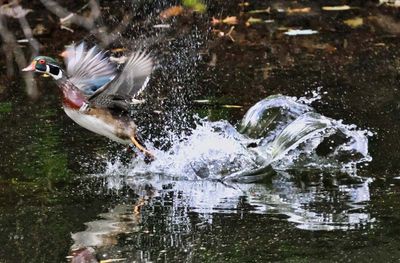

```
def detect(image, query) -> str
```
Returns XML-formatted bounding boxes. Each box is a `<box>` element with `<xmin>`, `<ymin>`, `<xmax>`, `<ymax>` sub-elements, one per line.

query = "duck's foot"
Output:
<box><xmin>133</xmin><ymin>197</ymin><xmax>146</xmax><ymax>214</ymax></box>
<box><xmin>130</xmin><ymin>134</ymin><xmax>155</xmax><ymax>162</ymax></box>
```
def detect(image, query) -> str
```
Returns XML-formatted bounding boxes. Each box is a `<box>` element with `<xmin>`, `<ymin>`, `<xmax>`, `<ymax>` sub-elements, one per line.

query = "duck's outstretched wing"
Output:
<box><xmin>64</xmin><ymin>43</ymin><xmax>116</xmax><ymax>95</ymax></box>
<box><xmin>88</xmin><ymin>51</ymin><xmax>153</xmax><ymax>111</ymax></box>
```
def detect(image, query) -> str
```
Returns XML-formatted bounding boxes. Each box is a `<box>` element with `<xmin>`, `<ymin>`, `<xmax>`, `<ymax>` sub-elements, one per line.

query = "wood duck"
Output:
<box><xmin>22</xmin><ymin>43</ymin><xmax>154</xmax><ymax>159</ymax></box>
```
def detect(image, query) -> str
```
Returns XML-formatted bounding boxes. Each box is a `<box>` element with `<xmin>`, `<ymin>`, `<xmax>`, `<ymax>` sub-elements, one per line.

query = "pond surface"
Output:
<box><xmin>1</xmin><ymin>0</ymin><xmax>400</xmax><ymax>262</ymax></box>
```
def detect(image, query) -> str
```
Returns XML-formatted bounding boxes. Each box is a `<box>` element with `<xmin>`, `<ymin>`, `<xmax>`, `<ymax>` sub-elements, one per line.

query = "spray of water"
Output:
<box><xmin>101</xmin><ymin>93</ymin><xmax>371</xmax><ymax>183</ymax></box>
<box><xmin>81</xmin><ymin>92</ymin><xmax>375</xmax><ymax>236</ymax></box>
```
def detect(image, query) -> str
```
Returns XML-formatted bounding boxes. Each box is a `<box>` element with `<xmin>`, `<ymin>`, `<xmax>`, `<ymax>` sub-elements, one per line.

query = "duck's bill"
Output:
<box><xmin>22</xmin><ymin>62</ymin><xmax>35</xmax><ymax>72</ymax></box>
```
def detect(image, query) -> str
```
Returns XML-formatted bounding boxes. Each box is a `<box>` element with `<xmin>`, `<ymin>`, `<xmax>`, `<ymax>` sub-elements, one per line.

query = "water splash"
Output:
<box><xmin>112</xmin><ymin>94</ymin><xmax>371</xmax><ymax>182</ymax></box>
<box><xmin>87</xmin><ymin>94</ymin><xmax>374</xmax><ymax>234</ymax></box>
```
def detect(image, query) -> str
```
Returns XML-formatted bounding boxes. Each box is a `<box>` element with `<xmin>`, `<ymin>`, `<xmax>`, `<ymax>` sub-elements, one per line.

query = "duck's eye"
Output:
<box><xmin>38</xmin><ymin>59</ymin><xmax>45</xmax><ymax>64</ymax></box>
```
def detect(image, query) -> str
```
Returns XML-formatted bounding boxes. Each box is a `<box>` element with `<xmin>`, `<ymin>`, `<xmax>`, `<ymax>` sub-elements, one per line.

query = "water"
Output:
<box><xmin>2</xmin><ymin>1</ymin><xmax>400</xmax><ymax>262</ymax></box>
<box><xmin>104</xmin><ymin>94</ymin><xmax>370</xmax><ymax>183</ymax></box>
<box><xmin>71</xmin><ymin>93</ymin><xmax>375</xmax><ymax>261</ymax></box>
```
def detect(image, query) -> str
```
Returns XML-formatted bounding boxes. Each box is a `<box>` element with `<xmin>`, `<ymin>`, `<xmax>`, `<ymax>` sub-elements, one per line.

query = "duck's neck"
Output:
<box><xmin>56</xmin><ymin>76</ymin><xmax>87</xmax><ymax>110</ymax></box>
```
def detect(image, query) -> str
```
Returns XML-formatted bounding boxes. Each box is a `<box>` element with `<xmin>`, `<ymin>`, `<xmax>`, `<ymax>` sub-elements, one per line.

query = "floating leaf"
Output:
<box><xmin>246</xmin><ymin>17</ymin><xmax>263</xmax><ymax>26</ymax></box>
<box><xmin>239</xmin><ymin>2</ymin><xmax>250</xmax><ymax>7</ymax></box>
<box><xmin>221</xmin><ymin>105</ymin><xmax>243</xmax><ymax>109</ymax></box>
<box><xmin>284</xmin><ymin>29</ymin><xmax>318</xmax><ymax>36</ymax></box>
<box><xmin>287</xmin><ymin>7</ymin><xmax>311</xmax><ymax>14</ymax></box>
<box><xmin>343</xmin><ymin>17</ymin><xmax>363</xmax><ymax>28</ymax></box>
<box><xmin>222</xmin><ymin>16</ymin><xmax>238</xmax><ymax>25</ymax></box>
<box><xmin>322</xmin><ymin>5</ymin><xmax>351</xmax><ymax>11</ymax></box>
<box><xmin>212</xmin><ymin>16</ymin><xmax>238</xmax><ymax>25</ymax></box>
<box><xmin>159</xmin><ymin>5</ymin><xmax>184</xmax><ymax>19</ymax></box>
<box><xmin>248</xmin><ymin>8</ymin><xmax>271</xmax><ymax>14</ymax></box>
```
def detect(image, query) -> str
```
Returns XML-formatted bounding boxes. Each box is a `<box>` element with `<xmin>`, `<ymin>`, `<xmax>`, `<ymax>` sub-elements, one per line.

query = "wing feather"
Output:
<box><xmin>106</xmin><ymin>51</ymin><xmax>153</xmax><ymax>97</ymax></box>
<box><xmin>64</xmin><ymin>43</ymin><xmax>116</xmax><ymax>95</ymax></box>
<box><xmin>88</xmin><ymin>50</ymin><xmax>154</xmax><ymax>111</ymax></box>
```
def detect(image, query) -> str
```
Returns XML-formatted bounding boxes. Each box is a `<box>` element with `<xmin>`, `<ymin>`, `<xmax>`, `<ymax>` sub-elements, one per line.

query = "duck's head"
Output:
<box><xmin>22</xmin><ymin>56</ymin><xmax>63</xmax><ymax>80</ymax></box>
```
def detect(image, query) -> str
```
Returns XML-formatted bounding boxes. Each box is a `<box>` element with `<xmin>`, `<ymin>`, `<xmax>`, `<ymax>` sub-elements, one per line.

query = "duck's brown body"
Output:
<box><xmin>59</xmin><ymin>77</ymin><xmax>150</xmax><ymax>156</ymax></box>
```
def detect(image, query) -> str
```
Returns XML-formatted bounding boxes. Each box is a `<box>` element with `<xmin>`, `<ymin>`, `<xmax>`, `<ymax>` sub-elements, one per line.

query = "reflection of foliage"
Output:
<box><xmin>197</xmin><ymin>107</ymin><xmax>232</xmax><ymax>121</ymax></box>
<box><xmin>183</xmin><ymin>0</ymin><xmax>206</xmax><ymax>13</ymax></box>
<box><xmin>16</xmin><ymin>108</ymin><xmax>70</xmax><ymax>189</ymax></box>
<box><xmin>0</xmin><ymin>101</ymin><xmax>12</xmax><ymax>113</ymax></box>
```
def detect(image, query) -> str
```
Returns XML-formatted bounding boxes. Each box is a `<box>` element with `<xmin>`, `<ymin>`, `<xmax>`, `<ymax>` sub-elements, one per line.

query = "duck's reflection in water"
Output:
<box><xmin>71</xmin><ymin>204</ymin><xmax>143</xmax><ymax>249</ymax></box>
<box><xmin>69</xmin><ymin>173</ymin><xmax>374</xmax><ymax>262</ymax></box>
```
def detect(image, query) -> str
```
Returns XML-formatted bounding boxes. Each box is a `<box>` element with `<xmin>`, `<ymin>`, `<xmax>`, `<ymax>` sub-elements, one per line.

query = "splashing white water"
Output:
<box><xmin>85</xmin><ymin>93</ymin><xmax>375</xmax><ymax>235</ymax></box>
<box><xmin>103</xmin><ymin>120</ymin><xmax>259</xmax><ymax>180</ymax></box>
<box><xmin>99</xmin><ymin>94</ymin><xmax>371</xmax><ymax>182</ymax></box>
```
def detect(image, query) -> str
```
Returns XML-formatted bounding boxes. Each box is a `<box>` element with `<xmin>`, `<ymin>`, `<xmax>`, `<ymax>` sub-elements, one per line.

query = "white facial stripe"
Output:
<box><xmin>46</xmin><ymin>64</ymin><xmax>63</xmax><ymax>80</ymax></box>
<box><xmin>53</xmin><ymin>69</ymin><xmax>63</xmax><ymax>80</ymax></box>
